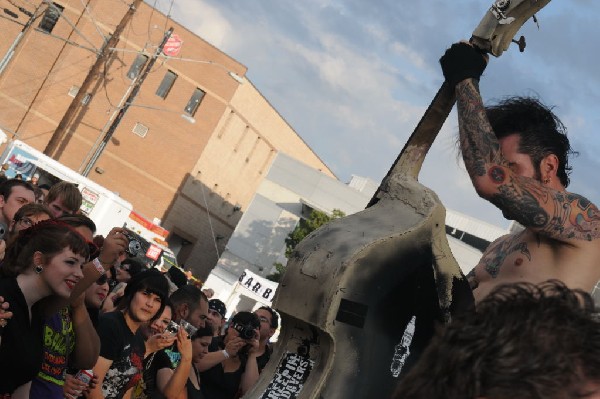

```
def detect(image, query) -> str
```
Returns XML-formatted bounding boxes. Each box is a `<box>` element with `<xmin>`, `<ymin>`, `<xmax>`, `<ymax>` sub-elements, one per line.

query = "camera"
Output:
<box><xmin>122</xmin><ymin>228</ymin><xmax>143</xmax><ymax>258</ymax></box>
<box><xmin>166</xmin><ymin>320</ymin><xmax>198</xmax><ymax>337</ymax></box>
<box><xmin>232</xmin><ymin>322</ymin><xmax>256</xmax><ymax>340</ymax></box>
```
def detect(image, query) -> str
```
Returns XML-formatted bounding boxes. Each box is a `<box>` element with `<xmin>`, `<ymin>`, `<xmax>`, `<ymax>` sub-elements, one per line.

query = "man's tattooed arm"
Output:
<box><xmin>455</xmin><ymin>79</ymin><xmax>600</xmax><ymax>242</ymax></box>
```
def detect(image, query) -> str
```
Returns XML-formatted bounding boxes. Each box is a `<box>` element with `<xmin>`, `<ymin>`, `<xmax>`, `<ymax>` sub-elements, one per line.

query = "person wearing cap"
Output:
<box><xmin>197</xmin><ymin>311</ymin><xmax>261</xmax><ymax>399</ymax></box>
<box><xmin>207</xmin><ymin>299</ymin><xmax>227</xmax><ymax>337</ymax></box>
<box><xmin>88</xmin><ymin>269</ymin><xmax>169</xmax><ymax>399</ymax></box>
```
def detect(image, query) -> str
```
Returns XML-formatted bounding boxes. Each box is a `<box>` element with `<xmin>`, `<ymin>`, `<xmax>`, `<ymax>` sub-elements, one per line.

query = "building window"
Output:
<box><xmin>38</xmin><ymin>3</ymin><xmax>64</xmax><ymax>34</ymax></box>
<box><xmin>156</xmin><ymin>70</ymin><xmax>177</xmax><ymax>99</ymax></box>
<box><xmin>184</xmin><ymin>88</ymin><xmax>205</xmax><ymax>116</ymax></box>
<box><xmin>127</xmin><ymin>54</ymin><xmax>148</xmax><ymax>80</ymax></box>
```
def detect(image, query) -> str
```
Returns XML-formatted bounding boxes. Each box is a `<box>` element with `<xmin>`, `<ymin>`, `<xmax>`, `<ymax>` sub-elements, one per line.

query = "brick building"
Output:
<box><xmin>0</xmin><ymin>0</ymin><xmax>333</xmax><ymax>278</ymax></box>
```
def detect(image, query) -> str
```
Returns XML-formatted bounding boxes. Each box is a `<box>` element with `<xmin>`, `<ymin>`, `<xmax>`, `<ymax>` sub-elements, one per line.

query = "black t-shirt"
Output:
<box><xmin>200</xmin><ymin>337</ymin><xmax>246</xmax><ymax>399</ymax></box>
<box><xmin>0</xmin><ymin>277</ymin><xmax>45</xmax><ymax>394</ymax></box>
<box><xmin>142</xmin><ymin>349</ymin><xmax>172</xmax><ymax>399</ymax></box>
<box><xmin>256</xmin><ymin>344</ymin><xmax>272</xmax><ymax>372</ymax></box>
<box><xmin>98</xmin><ymin>311</ymin><xmax>146</xmax><ymax>399</ymax></box>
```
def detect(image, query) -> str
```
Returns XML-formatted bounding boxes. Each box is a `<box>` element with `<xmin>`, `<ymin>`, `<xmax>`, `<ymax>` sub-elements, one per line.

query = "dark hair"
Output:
<box><xmin>169</xmin><ymin>284</ymin><xmax>207</xmax><ymax>313</ymax></box>
<box><xmin>394</xmin><ymin>280</ymin><xmax>600</xmax><ymax>399</ymax></box>
<box><xmin>116</xmin><ymin>268</ymin><xmax>169</xmax><ymax>322</ymax></box>
<box><xmin>486</xmin><ymin>96</ymin><xmax>576</xmax><ymax>187</ymax></box>
<box><xmin>58</xmin><ymin>214</ymin><xmax>97</xmax><ymax>235</ymax></box>
<box><xmin>192</xmin><ymin>323</ymin><xmax>214</xmax><ymax>339</ymax></box>
<box><xmin>45</xmin><ymin>181</ymin><xmax>82</xmax><ymax>212</ymax></box>
<box><xmin>230</xmin><ymin>311</ymin><xmax>260</xmax><ymax>331</ymax></box>
<box><xmin>121</xmin><ymin>257</ymin><xmax>146</xmax><ymax>277</ymax></box>
<box><xmin>0</xmin><ymin>219</ymin><xmax>90</xmax><ymax>277</ymax></box>
<box><xmin>258</xmin><ymin>306</ymin><xmax>279</xmax><ymax>329</ymax></box>
<box><xmin>12</xmin><ymin>203</ymin><xmax>53</xmax><ymax>224</ymax></box>
<box><xmin>0</xmin><ymin>179</ymin><xmax>34</xmax><ymax>201</ymax></box>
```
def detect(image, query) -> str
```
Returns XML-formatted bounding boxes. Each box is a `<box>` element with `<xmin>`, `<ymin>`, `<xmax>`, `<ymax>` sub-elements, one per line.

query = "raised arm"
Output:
<box><xmin>442</xmin><ymin>43</ymin><xmax>600</xmax><ymax>243</ymax></box>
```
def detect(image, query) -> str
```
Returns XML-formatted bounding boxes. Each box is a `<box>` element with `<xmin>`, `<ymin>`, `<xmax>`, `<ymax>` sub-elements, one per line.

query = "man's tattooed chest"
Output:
<box><xmin>481</xmin><ymin>233</ymin><xmax>538</xmax><ymax>278</ymax></box>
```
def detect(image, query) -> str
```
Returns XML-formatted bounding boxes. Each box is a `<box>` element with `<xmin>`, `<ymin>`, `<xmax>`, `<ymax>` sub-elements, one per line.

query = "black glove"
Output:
<box><xmin>439</xmin><ymin>42</ymin><xmax>487</xmax><ymax>87</ymax></box>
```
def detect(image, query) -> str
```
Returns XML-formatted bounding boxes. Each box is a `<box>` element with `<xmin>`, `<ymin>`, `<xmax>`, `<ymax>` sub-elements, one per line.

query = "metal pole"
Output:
<box><xmin>81</xmin><ymin>27</ymin><xmax>174</xmax><ymax>177</ymax></box>
<box><xmin>0</xmin><ymin>5</ymin><xmax>39</xmax><ymax>77</ymax></box>
<box><xmin>44</xmin><ymin>0</ymin><xmax>144</xmax><ymax>158</ymax></box>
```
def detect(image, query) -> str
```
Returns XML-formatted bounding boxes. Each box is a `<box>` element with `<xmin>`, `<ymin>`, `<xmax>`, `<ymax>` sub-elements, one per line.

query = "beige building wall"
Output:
<box><xmin>0</xmin><ymin>0</ymin><xmax>333</xmax><ymax>279</ymax></box>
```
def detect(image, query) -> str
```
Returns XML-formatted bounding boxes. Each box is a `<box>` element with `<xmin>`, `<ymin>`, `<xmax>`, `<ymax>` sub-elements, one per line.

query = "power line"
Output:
<box><xmin>44</xmin><ymin>0</ymin><xmax>145</xmax><ymax>157</ymax></box>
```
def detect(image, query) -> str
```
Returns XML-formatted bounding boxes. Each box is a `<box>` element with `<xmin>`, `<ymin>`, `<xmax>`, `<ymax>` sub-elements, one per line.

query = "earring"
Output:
<box><xmin>34</xmin><ymin>264</ymin><xmax>43</xmax><ymax>274</ymax></box>
<box><xmin>543</xmin><ymin>177</ymin><xmax>551</xmax><ymax>184</ymax></box>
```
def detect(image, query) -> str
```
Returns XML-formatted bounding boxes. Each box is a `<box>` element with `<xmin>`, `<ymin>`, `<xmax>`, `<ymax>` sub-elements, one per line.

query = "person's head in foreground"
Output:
<box><xmin>394</xmin><ymin>280</ymin><xmax>600</xmax><ymax>399</ymax></box>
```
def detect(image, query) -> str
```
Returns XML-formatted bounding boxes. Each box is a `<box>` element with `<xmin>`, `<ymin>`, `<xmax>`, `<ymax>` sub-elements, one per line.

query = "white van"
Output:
<box><xmin>0</xmin><ymin>139</ymin><xmax>132</xmax><ymax>236</ymax></box>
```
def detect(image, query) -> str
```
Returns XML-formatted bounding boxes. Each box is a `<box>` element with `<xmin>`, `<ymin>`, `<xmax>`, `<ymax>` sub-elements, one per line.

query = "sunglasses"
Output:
<box><xmin>95</xmin><ymin>274</ymin><xmax>108</xmax><ymax>285</ymax></box>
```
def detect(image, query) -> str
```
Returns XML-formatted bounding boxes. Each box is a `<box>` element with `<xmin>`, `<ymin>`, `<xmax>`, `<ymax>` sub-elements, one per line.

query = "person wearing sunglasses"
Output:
<box><xmin>30</xmin><ymin>214</ymin><xmax>102</xmax><ymax>399</ymax></box>
<box><xmin>0</xmin><ymin>203</ymin><xmax>54</xmax><ymax>263</ymax></box>
<box><xmin>101</xmin><ymin>258</ymin><xmax>146</xmax><ymax>313</ymax></box>
<box><xmin>115</xmin><ymin>257</ymin><xmax>145</xmax><ymax>284</ymax></box>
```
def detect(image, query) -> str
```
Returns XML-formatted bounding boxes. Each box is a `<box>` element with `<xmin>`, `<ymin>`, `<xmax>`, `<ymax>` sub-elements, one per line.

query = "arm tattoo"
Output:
<box><xmin>455</xmin><ymin>80</ymin><xmax>600</xmax><ymax>242</ymax></box>
<box><xmin>456</xmin><ymin>80</ymin><xmax>505</xmax><ymax>179</ymax></box>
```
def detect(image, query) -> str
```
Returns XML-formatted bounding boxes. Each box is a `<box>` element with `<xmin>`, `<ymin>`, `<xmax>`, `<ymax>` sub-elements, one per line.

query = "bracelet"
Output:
<box><xmin>222</xmin><ymin>349</ymin><xmax>230</xmax><ymax>359</ymax></box>
<box><xmin>92</xmin><ymin>257</ymin><xmax>106</xmax><ymax>276</ymax></box>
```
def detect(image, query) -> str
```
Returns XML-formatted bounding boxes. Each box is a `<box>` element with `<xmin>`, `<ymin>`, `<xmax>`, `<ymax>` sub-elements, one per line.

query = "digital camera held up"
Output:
<box><xmin>166</xmin><ymin>320</ymin><xmax>198</xmax><ymax>337</ymax></box>
<box><xmin>232</xmin><ymin>322</ymin><xmax>256</xmax><ymax>340</ymax></box>
<box><xmin>122</xmin><ymin>228</ymin><xmax>144</xmax><ymax>258</ymax></box>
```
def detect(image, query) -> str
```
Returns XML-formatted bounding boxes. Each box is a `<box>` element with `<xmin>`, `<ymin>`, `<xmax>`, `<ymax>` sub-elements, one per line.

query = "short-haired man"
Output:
<box><xmin>161</xmin><ymin>285</ymin><xmax>209</xmax><ymax>375</ymax></box>
<box><xmin>440</xmin><ymin>43</ymin><xmax>600</xmax><ymax>302</ymax></box>
<box><xmin>44</xmin><ymin>181</ymin><xmax>82</xmax><ymax>218</ymax></box>
<box><xmin>254</xmin><ymin>306</ymin><xmax>279</xmax><ymax>372</ymax></box>
<box><xmin>0</xmin><ymin>178</ymin><xmax>35</xmax><ymax>229</ymax></box>
<box><xmin>394</xmin><ymin>280</ymin><xmax>600</xmax><ymax>398</ymax></box>
<box><xmin>207</xmin><ymin>299</ymin><xmax>227</xmax><ymax>337</ymax></box>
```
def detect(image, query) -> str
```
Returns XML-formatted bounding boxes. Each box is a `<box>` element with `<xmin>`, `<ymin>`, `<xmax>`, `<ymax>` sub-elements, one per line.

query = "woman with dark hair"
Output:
<box><xmin>0</xmin><ymin>220</ymin><xmax>91</xmax><ymax>397</ymax></box>
<box><xmin>197</xmin><ymin>311</ymin><xmax>261</xmax><ymax>399</ymax></box>
<box><xmin>89</xmin><ymin>268</ymin><xmax>169</xmax><ymax>399</ymax></box>
<box><xmin>102</xmin><ymin>257</ymin><xmax>147</xmax><ymax>313</ymax></box>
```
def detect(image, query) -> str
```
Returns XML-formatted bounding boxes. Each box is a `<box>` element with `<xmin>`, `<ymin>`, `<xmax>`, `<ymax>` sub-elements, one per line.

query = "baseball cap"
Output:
<box><xmin>209</xmin><ymin>299</ymin><xmax>227</xmax><ymax>318</ymax></box>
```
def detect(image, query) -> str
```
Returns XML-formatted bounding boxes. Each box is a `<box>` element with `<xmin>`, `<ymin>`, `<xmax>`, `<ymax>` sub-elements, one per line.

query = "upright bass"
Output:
<box><xmin>246</xmin><ymin>1</ymin><xmax>552</xmax><ymax>398</ymax></box>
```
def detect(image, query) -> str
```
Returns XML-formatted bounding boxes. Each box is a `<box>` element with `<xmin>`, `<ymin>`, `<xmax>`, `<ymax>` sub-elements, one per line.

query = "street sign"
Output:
<box><xmin>163</xmin><ymin>33</ymin><xmax>183</xmax><ymax>57</ymax></box>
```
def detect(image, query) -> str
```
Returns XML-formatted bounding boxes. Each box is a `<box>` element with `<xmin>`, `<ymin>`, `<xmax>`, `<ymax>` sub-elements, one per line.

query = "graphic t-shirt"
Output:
<box><xmin>30</xmin><ymin>307</ymin><xmax>75</xmax><ymax>399</ymax></box>
<box><xmin>98</xmin><ymin>311</ymin><xmax>146</xmax><ymax>399</ymax></box>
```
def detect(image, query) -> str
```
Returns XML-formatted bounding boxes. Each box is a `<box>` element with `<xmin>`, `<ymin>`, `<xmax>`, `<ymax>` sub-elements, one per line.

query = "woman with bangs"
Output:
<box><xmin>0</xmin><ymin>220</ymin><xmax>91</xmax><ymax>397</ymax></box>
<box><xmin>30</xmin><ymin>214</ymin><xmax>103</xmax><ymax>399</ymax></box>
<box><xmin>89</xmin><ymin>268</ymin><xmax>169</xmax><ymax>399</ymax></box>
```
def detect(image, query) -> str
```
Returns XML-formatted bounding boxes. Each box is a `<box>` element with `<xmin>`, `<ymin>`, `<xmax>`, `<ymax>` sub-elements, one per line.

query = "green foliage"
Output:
<box><xmin>266</xmin><ymin>262</ymin><xmax>286</xmax><ymax>282</ymax></box>
<box><xmin>266</xmin><ymin>209</ymin><xmax>345</xmax><ymax>282</ymax></box>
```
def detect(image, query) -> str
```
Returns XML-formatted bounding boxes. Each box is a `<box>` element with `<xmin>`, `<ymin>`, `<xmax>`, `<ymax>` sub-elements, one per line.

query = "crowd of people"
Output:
<box><xmin>0</xmin><ymin>176</ymin><xmax>280</xmax><ymax>399</ymax></box>
<box><xmin>2</xmin><ymin>38</ymin><xmax>600</xmax><ymax>399</ymax></box>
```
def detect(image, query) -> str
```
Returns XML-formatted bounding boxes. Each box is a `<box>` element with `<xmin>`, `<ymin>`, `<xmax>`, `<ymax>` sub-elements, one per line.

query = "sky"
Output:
<box><xmin>154</xmin><ymin>0</ymin><xmax>600</xmax><ymax>228</ymax></box>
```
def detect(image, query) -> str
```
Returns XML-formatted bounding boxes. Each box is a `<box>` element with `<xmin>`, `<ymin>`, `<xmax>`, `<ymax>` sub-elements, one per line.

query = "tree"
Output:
<box><xmin>266</xmin><ymin>209</ymin><xmax>345</xmax><ymax>282</ymax></box>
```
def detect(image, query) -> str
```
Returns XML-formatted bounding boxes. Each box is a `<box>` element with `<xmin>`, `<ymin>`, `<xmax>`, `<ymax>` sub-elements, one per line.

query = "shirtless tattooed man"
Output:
<box><xmin>440</xmin><ymin>42</ymin><xmax>600</xmax><ymax>303</ymax></box>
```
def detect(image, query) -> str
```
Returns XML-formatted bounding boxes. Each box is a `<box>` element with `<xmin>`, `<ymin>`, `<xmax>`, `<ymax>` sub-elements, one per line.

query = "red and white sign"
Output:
<box><xmin>163</xmin><ymin>33</ymin><xmax>183</xmax><ymax>57</ymax></box>
<box><xmin>146</xmin><ymin>244</ymin><xmax>162</xmax><ymax>261</ymax></box>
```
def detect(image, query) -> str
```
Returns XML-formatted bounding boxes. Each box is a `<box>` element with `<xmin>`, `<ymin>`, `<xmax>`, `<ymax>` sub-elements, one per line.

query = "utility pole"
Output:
<box><xmin>0</xmin><ymin>4</ymin><xmax>39</xmax><ymax>78</ymax></box>
<box><xmin>44</xmin><ymin>0</ymin><xmax>144</xmax><ymax>158</ymax></box>
<box><xmin>81</xmin><ymin>27</ymin><xmax>173</xmax><ymax>177</ymax></box>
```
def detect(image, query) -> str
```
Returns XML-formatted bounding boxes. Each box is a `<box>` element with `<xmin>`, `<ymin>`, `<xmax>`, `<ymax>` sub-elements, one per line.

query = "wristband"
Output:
<box><xmin>92</xmin><ymin>257</ymin><xmax>106</xmax><ymax>276</ymax></box>
<box><xmin>222</xmin><ymin>349</ymin><xmax>230</xmax><ymax>359</ymax></box>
